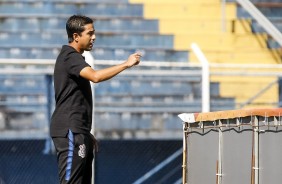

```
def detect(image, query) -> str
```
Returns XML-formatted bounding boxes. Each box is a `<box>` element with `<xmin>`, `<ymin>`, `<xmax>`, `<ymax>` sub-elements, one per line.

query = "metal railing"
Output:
<box><xmin>236</xmin><ymin>0</ymin><xmax>282</xmax><ymax>46</ymax></box>
<box><xmin>191</xmin><ymin>43</ymin><xmax>282</xmax><ymax>110</ymax></box>
<box><xmin>1</xmin><ymin>53</ymin><xmax>282</xmax><ymax>118</ymax></box>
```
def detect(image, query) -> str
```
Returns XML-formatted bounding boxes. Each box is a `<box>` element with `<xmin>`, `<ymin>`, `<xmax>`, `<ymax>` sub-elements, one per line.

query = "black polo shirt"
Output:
<box><xmin>50</xmin><ymin>45</ymin><xmax>92</xmax><ymax>137</ymax></box>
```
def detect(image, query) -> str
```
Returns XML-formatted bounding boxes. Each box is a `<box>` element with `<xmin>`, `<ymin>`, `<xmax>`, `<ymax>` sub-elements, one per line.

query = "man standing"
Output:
<box><xmin>50</xmin><ymin>15</ymin><xmax>141</xmax><ymax>184</ymax></box>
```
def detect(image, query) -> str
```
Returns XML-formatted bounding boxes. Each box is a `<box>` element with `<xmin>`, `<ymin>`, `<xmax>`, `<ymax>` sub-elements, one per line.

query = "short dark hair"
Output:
<box><xmin>66</xmin><ymin>15</ymin><xmax>94</xmax><ymax>43</ymax></box>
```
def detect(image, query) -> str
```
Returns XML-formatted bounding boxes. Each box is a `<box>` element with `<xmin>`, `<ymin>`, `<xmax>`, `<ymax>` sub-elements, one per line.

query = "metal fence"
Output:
<box><xmin>179</xmin><ymin>108</ymin><xmax>282</xmax><ymax>184</ymax></box>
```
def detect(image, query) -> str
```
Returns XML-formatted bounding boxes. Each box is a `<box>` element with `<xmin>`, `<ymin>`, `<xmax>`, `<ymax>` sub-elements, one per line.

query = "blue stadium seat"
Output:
<box><xmin>93</xmin><ymin>72</ymin><xmax>234</xmax><ymax>132</ymax></box>
<box><xmin>0</xmin><ymin>75</ymin><xmax>47</xmax><ymax>105</ymax></box>
<box><xmin>0</xmin><ymin>2</ymin><xmax>143</xmax><ymax>17</ymax></box>
<box><xmin>0</xmin><ymin>32</ymin><xmax>174</xmax><ymax>48</ymax></box>
<box><xmin>94</xmin><ymin>76</ymin><xmax>196</xmax><ymax>95</ymax></box>
<box><xmin>0</xmin><ymin>16</ymin><xmax>159</xmax><ymax>33</ymax></box>
<box><xmin>0</xmin><ymin>46</ymin><xmax>188</xmax><ymax>61</ymax></box>
<box><xmin>266</xmin><ymin>37</ymin><xmax>280</xmax><ymax>48</ymax></box>
<box><xmin>237</xmin><ymin>6</ymin><xmax>282</xmax><ymax>18</ymax></box>
<box><xmin>0</xmin><ymin>0</ymin><xmax>188</xmax><ymax>62</ymax></box>
<box><xmin>91</xmin><ymin>47</ymin><xmax>188</xmax><ymax>61</ymax></box>
<box><xmin>78</xmin><ymin>3</ymin><xmax>143</xmax><ymax>17</ymax></box>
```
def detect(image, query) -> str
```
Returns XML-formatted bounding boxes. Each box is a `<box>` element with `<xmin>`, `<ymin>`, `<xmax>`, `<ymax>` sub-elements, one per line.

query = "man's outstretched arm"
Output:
<box><xmin>80</xmin><ymin>53</ymin><xmax>141</xmax><ymax>83</ymax></box>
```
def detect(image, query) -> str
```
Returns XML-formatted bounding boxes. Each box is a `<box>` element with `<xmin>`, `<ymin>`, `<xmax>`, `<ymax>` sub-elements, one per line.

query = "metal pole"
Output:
<box><xmin>191</xmin><ymin>43</ymin><xmax>210</xmax><ymax>113</ymax></box>
<box><xmin>221</xmin><ymin>0</ymin><xmax>227</xmax><ymax>32</ymax></box>
<box><xmin>217</xmin><ymin>120</ymin><xmax>223</xmax><ymax>184</ymax></box>
<box><xmin>43</xmin><ymin>74</ymin><xmax>53</xmax><ymax>154</ymax></box>
<box><xmin>91</xmin><ymin>82</ymin><xmax>96</xmax><ymax>184</ymax></box>
<box><xmin>251</xmin><ymin>127</ymin><xmax>255</xmax><ymax>184</ymax></box>
<box><xmin>182</xmin><ymin>122</ymin><xmax>188</xmax><ymax>184</ymax></box>
<box><xmin>253</xmin><ymin>116</ymin><xmax>259</xmax><ymax>184</ymax></box>
<box><xmin>83</xmin><ymin>51</ymin><xmax>96</xmax><ymax>184</ymax></box>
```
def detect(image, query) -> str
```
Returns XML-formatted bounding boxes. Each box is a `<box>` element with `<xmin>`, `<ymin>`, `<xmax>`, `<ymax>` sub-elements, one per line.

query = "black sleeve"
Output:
<box><xmin>65</xmin><ymin>52</ymin><xmax>90</xmax><ymax>78</ymax></box>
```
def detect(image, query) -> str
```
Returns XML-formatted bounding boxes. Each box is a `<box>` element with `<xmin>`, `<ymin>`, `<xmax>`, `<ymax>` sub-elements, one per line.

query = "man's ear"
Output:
<box><xmin>73</xmin><ymin>33</ymin><xmax>79</xmax><ymax>42</ymax></box>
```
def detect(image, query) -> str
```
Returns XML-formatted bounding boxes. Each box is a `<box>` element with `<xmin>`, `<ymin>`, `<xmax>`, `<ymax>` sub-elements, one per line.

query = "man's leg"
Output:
<box><xmin>52</xmin><ymin>130</ymin><xmax>94</xmax><ymax>184</ymax></box>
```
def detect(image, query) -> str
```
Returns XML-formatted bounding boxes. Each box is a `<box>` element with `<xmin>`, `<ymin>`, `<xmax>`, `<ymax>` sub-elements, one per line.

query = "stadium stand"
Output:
<box><xmin>129</xmin><ymin>0</ymin><xmax>282</xmax><ymax>108</ymax></box>
<box><xmin>93</xmin><ymin>64</ymin><xmax>234</xmax><ymax>138</ymax></box>
<box><xmin>0</xmin><ymin>0</ymin><xmax>236</xmax><ymax>138</ymax></box>
<box><xmin>235</xmin><ymin>0</ymin><xmax>282</xmax><ymax>49</ymax></box>
<box><xmin>228</xmin><ymin>0</ymin><xmax>282</xmax><ymax>108</ymax></box>
<box><xmin>3</xmin><ymin>0</ymin><xmax>272</xmax><ymax>184</ymax></box>
<box><xmin>0</xmin><ymin>1</ymin><xmax>188</xmax><ymax>61</ymax></box>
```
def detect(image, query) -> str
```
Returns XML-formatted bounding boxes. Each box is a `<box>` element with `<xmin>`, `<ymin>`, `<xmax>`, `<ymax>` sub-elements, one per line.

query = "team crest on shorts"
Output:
<box><xmin>78</xmin><ymin>144</ymin><xmax>86</xmax><ymax>158</ymax></box>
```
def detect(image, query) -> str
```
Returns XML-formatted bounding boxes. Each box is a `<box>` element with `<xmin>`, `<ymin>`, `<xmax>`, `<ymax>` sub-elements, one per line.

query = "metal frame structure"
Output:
<box><xmin>179</xmin><ymin>108</ymin><xmax>282</xmax><ymax>184</ymax></box>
